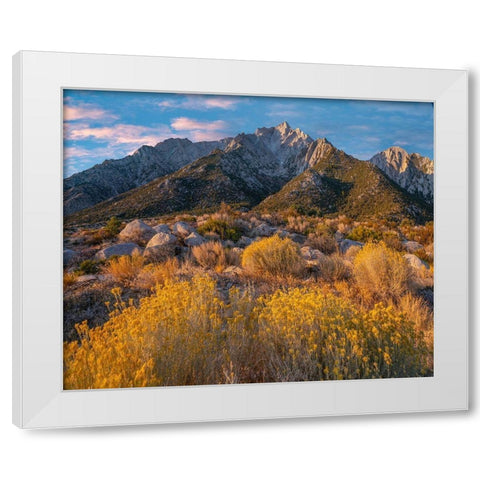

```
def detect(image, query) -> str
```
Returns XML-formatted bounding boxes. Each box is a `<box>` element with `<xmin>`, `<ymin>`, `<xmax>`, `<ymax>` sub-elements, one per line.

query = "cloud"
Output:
<box><xmin>392</xmin><ymin>140</ymin><xmax>410</xmax><ymax>147</ymax></box>
<box><xmin>202</xmin><ymin>97</ymin><xmax>239</xmax><ymax>109</ymax></box>
<box><xmin>63</xmin><ymin>104</ymin><xmax>118</xmax><ymax>122</ymax></box>
<box><xmin>65</xmin><ymin>123</ymin><xmax>173</xmax><ymax>146</ymax></box>
<box><xmin>347</xmin><ymin>125</ymin><xmax>370</xmax><ymax>131</ymax></box>
<box><xmin>171</xmin><ymin>117</ymin><xmax>228</xmax><ymax>131</ymax></box>
<box><xmin>159</xmin><ymin>95</ymin><xmax>242</xmax><ymax>111</ymax></box>
<box><xmin>189</xmin><ymin>130</ymin><xmax>231</xmax><ymax>142</ymax></box>
<box><xmin>170</xmin><ymin>117</ymin><xmax>230</xmax><ymax>142</ymax></box>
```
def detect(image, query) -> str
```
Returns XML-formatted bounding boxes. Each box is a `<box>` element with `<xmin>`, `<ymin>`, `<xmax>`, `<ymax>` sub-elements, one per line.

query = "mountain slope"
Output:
<box><xmin>65</xmin><ymin>123</ymin><xmax>314</xmax><ymax>224</ymax></box>
<box><xmin>258</xmin><ymin>140</ymin><xmax>432</xmax><ymax>222</ymax></box>
<box><xmin>65</xmin><ymin>124</ymin><xmax>433</xmax><ymax>225</ymax></box>
<box><xmin>63</xmin><ymin>137</ymin><xmax>231</xmax><ymax>215</ymax></box>
<box><xmin>369</xmin><ymin>147</ymin><xmax>433</xmax><ymax>204</ymax></box>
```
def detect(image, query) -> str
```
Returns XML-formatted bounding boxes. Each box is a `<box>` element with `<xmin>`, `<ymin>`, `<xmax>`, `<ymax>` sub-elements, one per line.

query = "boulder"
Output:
<box><xmin>95</xmin><ymin>243</ymin><xmax>143</xmax><ymax>260</ymax></box>
<box><xmin>184</xmin><ymin>231</ymin><xmax>205</xmax><ymax>247</ymax></box>
<box><xmin>222</xmin><ymin>239</ymin><xmax>235</xmax><ymax>248</ymax></box>
<box><xmin>172</xmin><ymin>221</ymin><xmax>194</xmax><ymax>237</ymax></box>
<box><xmin>146</xmin><ymin>232</ymin><xmax>178</xmax><ymax>248</ymax></box>
<box><xmin>339</xmin><ymin>239</ymin><xmax>364</xmax><ymax>254</ymax></box>
<box><xmin>288</xmin><ymin>233</ymin><xmax>307</xmax><ymax>244</ymax></box>
<box><xmin>143</xmin><ymin>244</ymin><xmax>177</xmax><ymax>262</ymax></box>
<box><xmin>253</xmin><ymin>223</ymin><xmax>276</xmax><ymax>236</ymax></box>
<box><xmin>402</xmin><ymin>240</ymin><xmax>423</xmax><ymax>253</ymax></box>
<box><xmin>152</xmin><ymin>224</ymin><xmax>171</xmax><ymax>234</ymax></box>
<box><xmin>63</xmin><ymin>249</ymin><xmax>77</xmax><ymax>265</ymax></box>
<box><xmin>300</xmin><ymin>246</ymin><xmax>325</xmax><ymax>261</ymax></box>
<box><xmin>404</xmin><ymin>254</ymin><xmax>430</xmax><ymax>270</ymax></box>
<box><xmin>203</xmin><ymin>232</ymin><xmax>221</xmax><ymax>242</ymax></box>
<box><xmin>275</xmin><ymin>229</ymin><xmax>289</xmax><ymax>238</ymax></box>
<box><xmin>237</xmin><ymin>235</ymin><xmax>253</xmax><ymax>247</ymax></box>
<box><xmin>95</xmin><ymin>242</ymin><xmax>143</xmax><ymax>260</ymax></box>
<box><xmin>76</xmin><ymin>274</ymin><xmax>98</xmax><ymax>283</ymax></box>
<box><xmin>118</xmin><ymin>219</ymin><xmax>156</xmax><ymax>244</ymax></box>
<box><xmin>223</xmin><ymin>266</ymin><xmax>243</xmax><ymax>276</ymax></box>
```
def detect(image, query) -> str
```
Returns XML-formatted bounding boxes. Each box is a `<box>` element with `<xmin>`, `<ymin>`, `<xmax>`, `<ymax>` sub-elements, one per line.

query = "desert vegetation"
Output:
<box><xmin>63</xmin><ymin>209</ymin><xmax>433</xmax><ymax>389</ymax></box>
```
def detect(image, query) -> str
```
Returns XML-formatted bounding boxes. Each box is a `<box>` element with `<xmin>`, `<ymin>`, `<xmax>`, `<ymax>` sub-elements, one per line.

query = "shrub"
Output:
<box><xmin>191</xmin><ymin>241</ymin><xmax>238</xmax><ymax>271</ymax></box>
<box><xmin>382</xmin><ymin>230</ymin><xmax>403</xmax><ymax>251</ymax></box>
<box><xmin>306</xmin><ymin>233</ymin><xmax>338</xmax><ymax>254</ymax></box>
<box><xmin>256</xmin><ymin>288</ymin><xmax>431</xmax><ymax>381</ymax></box>
<box><xmin>63</xmin><ymin>272</ymin><xmax>78</xmax><ymax>289</ymax></box>
<box><xmin>344</xmin><ymin>245</ymin><xmax>362</xmax><ymax>261</ymax></box>
<box><xmin>353</xmin><ymin>242</ymin><xmax>413</xmax><ymax>303</ymax></box>
<box><xmin>63</xmin><ymin>277</ymin><xmax>431</xmax><ymax>389</ymax></box>
<box><xmin>197</xmin><ymin>218</ymin><xmax>242</xmax><ymax>242</ymax></box>
<box><xmin>85</xmin><ymin>230</ymin><xmax>106</xmax><ymax>246</ymax></box>
<box><xmin>103</xmin><ymin>254</ymin><xmax>145</xmax><ymax>286</ymax></box>
<box><xmin>104</xmin><ymin>216</ymin><xmax>122</xmax><ymax>238</ymax></box>
<box><xmin>76</xmin><ymin>259</ymin><xmax>100</xmax><ymax>275</ymax></box>
<box><xmin>286</xmin><ymin>216</ymin><xmax>313</xmax><ymax>235</ymax></box>
<box><xmin>64</xmin><ymin>276</ymin><xmax>229</xmax><ymax>389</ymax></box>
<box><xmin>136</xmin><ymin>258</ymin><xmax>179</xmax><ymax>290</ymax></box>
<box><xmin>242</xmin><ymin>235</ymin><xmax>305</xmax><ymax>277</ymax></box>
<box><xmin>317</xmin><ymin>254</ymin><xmax>351</xmax><ymax>282</ymax></box>
<box><xmin>347</xmin><ymin>225</ymin><xmax>382</xmax><ymax>243</ymax></box>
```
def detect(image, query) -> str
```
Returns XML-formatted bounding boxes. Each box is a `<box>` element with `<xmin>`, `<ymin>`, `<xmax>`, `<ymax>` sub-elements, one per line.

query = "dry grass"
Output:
<box><xmin>103</xmin><ymin>254</ymin><xmax>145</xmax><ymax>286</ymax></box>
<box><xmin>286</xmin><ymin>216</ymin><xmax>312</xmax><ymax>235</ymax></box>
<box><xmin>353</xmin><ymin>242</ymin><xmax>413</xmax><ymax>303</ymax></box>
<box><xmin>63</xmin><ymin>272</ymin><xmax>78</xmax><ymax>289</ymax></box>
<box><xmin>317</xmin><ymin>254</ymin><xmax>351</xmax><ymax>282</ymax></box>
<box><xmin>242</xmin><ymin>235</ymin><xmax>305</xmax><ymax>278</ymax></box>
<box><xmin>306</xmin><ymin>233</ymin><xmax>338</xmax><ymax>254</ymax></box>
<box><xmin>136</xmin><ymin>258</ymin><xmax>179</xmax><ymax>290</ymax></box>
<box><xmin>344</xmin><ymin>245</ymin><xmax>362</xmax><ymax>261</ymax></box>
<box><xmin>191</xmin><ymin>241</ymin><xmax>238</xmax><ymax>272</ymax></box>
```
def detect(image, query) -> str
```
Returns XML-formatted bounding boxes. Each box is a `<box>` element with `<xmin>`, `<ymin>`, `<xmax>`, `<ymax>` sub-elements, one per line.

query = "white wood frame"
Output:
<box><xmin>12</xmin><ymin>51</ymin><xmax>468</xmax><ymax>428</ymax></box>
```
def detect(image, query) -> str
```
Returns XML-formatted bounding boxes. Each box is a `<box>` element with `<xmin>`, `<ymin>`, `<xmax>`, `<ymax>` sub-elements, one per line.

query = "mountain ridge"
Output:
<box><xmin>65</xmin><ymin>123</ymin><xmax>432</xmax><ymax>225</ymax></box>
<box><xmin>64</xmin><ymin>137</ymin><xmax>232</xmax><ymax>216</ymax></box>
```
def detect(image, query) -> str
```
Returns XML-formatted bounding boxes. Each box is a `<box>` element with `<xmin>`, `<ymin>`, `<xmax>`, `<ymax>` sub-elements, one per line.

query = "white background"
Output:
<box><xmin>1</xmin><ymin>1</ymin><xmax>477</xmax><ymax>478</ymax></box>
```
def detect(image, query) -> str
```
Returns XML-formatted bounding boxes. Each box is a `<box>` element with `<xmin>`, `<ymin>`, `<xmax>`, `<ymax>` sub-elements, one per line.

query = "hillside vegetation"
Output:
<box><xmin>63</xmin><ymin>209</ymin><xmax>434</xmax><ymax>388</ymax></box>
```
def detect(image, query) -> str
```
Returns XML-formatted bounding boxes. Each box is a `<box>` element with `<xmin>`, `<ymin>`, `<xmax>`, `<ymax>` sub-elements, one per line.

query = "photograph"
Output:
<box><xmin>62</xmin><ymin>90</ymin><xmax>434</xmax><ymax>390</ymax></box>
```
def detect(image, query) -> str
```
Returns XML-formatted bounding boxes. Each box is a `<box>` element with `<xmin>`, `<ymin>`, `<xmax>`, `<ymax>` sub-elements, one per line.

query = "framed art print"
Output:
<box><xmin>13</xmin><ymin>51</ymin><xmax>468</xmax><ymax>428</ymax></box>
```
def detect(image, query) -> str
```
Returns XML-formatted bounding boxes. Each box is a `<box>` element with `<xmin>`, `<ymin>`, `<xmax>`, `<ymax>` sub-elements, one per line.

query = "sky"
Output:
<box><xmin>63</xmin><ymin>89</ymin><xmax>434</xmax><ymax>178</ymax></box>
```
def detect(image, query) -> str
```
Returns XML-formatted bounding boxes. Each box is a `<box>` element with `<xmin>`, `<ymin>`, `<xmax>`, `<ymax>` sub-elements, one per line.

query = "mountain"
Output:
<box><xmin>63</xmin><ymin>137</ymin><xmax>231</xmax><ymax>216</ymax></box>
<box><xmin>257</xmin><ymin>140</ymin><xmax>432</xmax><ymax>222</ymax></box>
<box><xmin>369</xmin><ymin>147</ymin><xmax>433</xmax><ymax>204</ymax></box>
<box><xmin>65</xmin><ymin>122</ymin><xmax>314</xmax><ymax>224</ymax></box>
<box><xmin>64</xmin><ymin>123</ymin><xmax>433</xmax><ymax>225</ymax></box>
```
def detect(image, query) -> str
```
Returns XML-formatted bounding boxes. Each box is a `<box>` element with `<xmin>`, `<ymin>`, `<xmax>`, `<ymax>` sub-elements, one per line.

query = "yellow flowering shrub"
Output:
<box><xmin>255</xmin><ymin>288</ymin><xmax>430</xmax><ymax>381</ymax></box>
<box><xmin>241</xmin><ymin>235</ymin><xmax>305</xmax><ymax>277</ymax></box>
<box><xmin>64</xmin><ymin>276</ymin><xmax>227</xmax><ymax>389</ymax></box>
<box><xmin>64</xmin><ymin>275</ymin><xmax>431</xmax><ymax>389</ymax></box>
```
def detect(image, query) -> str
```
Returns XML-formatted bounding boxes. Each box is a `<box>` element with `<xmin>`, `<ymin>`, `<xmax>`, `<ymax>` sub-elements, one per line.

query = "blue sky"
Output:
<box><xmin>63</xmin><ymin>89</ymin><xmax>434</xmax><ymax>178</ymax></box>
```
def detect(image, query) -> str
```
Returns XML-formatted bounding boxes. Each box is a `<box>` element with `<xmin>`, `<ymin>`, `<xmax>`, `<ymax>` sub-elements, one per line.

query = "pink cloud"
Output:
<box><xmin>65</xmin><ymin>123</ymin><xmax>174</xmax><ymax>146</ymax></box>
<box><xmin>63</xmin><ymin>104</ymin><xmax>118</xmax><ymax>121</ymax></box>
<box><xmin>203</xmin><ymin>97</ymin><xmax>239</xmax><ymax>109</ymax></box>
<box><xmin>189</xmin><ymin>130</ymin><xmax>230</xmax><ymax>142</ymax></box>
<box><xmin>171</xmin><ymin>117</ymin><xmax>228</xmax><ymax>131</ymax></box>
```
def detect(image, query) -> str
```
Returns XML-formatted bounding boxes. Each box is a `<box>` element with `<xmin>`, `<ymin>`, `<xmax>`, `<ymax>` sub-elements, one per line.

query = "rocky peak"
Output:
<box><xmin>276</xmin><ymin>120</ymin><xmax>292</xmax><ymax>135</ymax></box>
<box><xmin>370</xmin><ymin>147</ymin><xmax>433</xmax><ymax>203</ymax></box>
